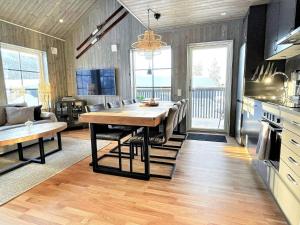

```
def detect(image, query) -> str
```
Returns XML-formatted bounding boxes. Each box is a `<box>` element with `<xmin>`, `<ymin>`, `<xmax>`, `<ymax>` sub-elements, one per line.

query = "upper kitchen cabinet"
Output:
<box><xmin>265</xmin><ymin>0</ymin><xmax>300</xmax><ymax>60</ymax></box>
<box><xmin>264</xmin><ymin>1</ymin><xmax>280</xmax><ymax>60</ymax></box>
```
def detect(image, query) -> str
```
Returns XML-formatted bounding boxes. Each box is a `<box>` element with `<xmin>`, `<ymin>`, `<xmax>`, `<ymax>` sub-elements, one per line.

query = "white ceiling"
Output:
<box><xmin>118</xmin><ymin>0</ymin><xmax>269</xmax><ymax>30</ymax></box>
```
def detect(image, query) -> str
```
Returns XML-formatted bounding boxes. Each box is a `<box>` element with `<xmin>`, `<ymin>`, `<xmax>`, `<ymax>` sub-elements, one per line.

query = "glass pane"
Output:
<box><xmin>1</xmin><ymin>48</ymin><xmax>20</xmax><ymax>70</ymax></box>
<box><xmin>153</xmin><ymin>48</ymin><xmax>171</xmax><ymax>69</ymax></box>
<box><xmin>133</xmin><ymin>51</ymin><xmax>152</xmax><ymax>70</ymax></box>
<box><xmin>192</xmin><ymin>46</ymin><xmax>228</xmax><ymax>88</ymax></box>
<box><xmin>135</xmin><ymin>70</ymin><xmax>152</xmax><ymax>87</ymax></box>
<box><xmin>3</xmin><ymin>69</ymin><xmax>22</xmax><ymax>89</ymax></box>
<box><xmin>20</xmin><ymin>52</ymin><xmax>40</xmax><ymax>72</ymax></box>
<box><xmin>22</xmin><ymin>71</ymin><xmax>39</xmax><ymax>89</ymax></box>
<box><xmin>153</xmin><ymin>69</ymin><xmax>171</xmax><ymax>87</ymax></box>
<box><xmin>24</xmin><ymin>89</ymin><xmax>39</xmax><ymax>106</ymax></box>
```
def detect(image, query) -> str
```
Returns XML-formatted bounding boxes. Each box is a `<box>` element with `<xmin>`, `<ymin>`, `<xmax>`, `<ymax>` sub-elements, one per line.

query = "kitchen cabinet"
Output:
<box><xmin>265</xmin><ymin>1</ymin><xmax>280</xmax><ymax>59</ymax></box>
<box><xmin>265</xmin><ymin>0</ymin><xmax>300</xmax><ymax>59</ymax></box>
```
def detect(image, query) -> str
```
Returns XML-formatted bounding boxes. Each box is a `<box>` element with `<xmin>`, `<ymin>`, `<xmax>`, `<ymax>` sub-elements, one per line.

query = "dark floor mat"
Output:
<box><xmin>187</xmin><ymin>133</ymin><xmax>227</xmax><ymax>143</ymax></box>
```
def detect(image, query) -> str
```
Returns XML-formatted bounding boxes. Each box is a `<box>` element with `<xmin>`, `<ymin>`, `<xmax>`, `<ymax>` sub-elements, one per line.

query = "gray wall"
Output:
<box><xmin>64</xmin><ymin>0</ymin><xmax>144</xmax><ymax>99</ymax></box>
<box><xmin>0</xmin><ymin>20</ymin><xmax>67</xmax><ymax>106</ymax></box>
<box><xmin>158</xmin><ymin>19</ymin><xmax>243</xmax><ymax>135</ymax></box>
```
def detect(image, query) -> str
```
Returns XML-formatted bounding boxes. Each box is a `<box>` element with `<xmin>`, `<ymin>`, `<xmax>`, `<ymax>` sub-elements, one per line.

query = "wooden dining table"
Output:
<box><xmin>79</xmin><ymin>101</ymin><xmax>175</xmax><ymax>180</ymax></box>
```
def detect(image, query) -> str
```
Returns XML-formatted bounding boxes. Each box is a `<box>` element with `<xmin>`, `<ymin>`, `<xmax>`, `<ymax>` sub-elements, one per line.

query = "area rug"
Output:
<box><xmin>187</xmin><ymin>133</ymin><xmax>227</xmax><ymax>143</ymax></box>
<box><xmin>0</xmin><ymin>137</ymin><xmax>109</xmax><ymax>205</ymax></box>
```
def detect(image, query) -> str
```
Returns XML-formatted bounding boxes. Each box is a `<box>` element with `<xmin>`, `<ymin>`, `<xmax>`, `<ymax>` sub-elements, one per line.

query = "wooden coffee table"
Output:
<box><xmin>0</xmin><ymin>122</ymin><xmax>67</xmax><ymax>175</ymax></box>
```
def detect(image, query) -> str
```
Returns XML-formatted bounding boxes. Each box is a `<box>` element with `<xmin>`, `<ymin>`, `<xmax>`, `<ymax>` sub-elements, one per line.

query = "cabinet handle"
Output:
<box><xmin>287</xmin><ymin>174</ymin><xmax>298</xmax><ymax>186</ymax></box>
<box><xmin>289</xmin><ymin>139</ymin><xmax>300</xmax><ymax>147</ymax></box>
<box><xmin>288</xmin><ymin>156</ymin><xmax>299</xmax><ymax>166</ymax></box>
<box><xmin>291</xmin><ymin>120</ymin><xmax>300</xmax><ymax>127</ymax></box>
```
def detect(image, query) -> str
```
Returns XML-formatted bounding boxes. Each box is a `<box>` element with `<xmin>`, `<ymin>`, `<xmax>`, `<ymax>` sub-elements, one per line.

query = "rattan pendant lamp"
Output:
<box><xmin>131</xmin><ymin>8</ymin><xmax>167</xmax><ymax>52</ymax></box>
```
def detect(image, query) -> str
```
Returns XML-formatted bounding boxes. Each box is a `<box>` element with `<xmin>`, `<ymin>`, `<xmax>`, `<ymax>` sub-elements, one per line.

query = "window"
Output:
<box><xmin>131</xmin><ymin>47</ymin><xmax>172</xmax><ymax>101</ymax></box>
<box><xmin>1</xmin><ymin>44</ymin><xmax>48</xmax><ymax>106</ymax></box>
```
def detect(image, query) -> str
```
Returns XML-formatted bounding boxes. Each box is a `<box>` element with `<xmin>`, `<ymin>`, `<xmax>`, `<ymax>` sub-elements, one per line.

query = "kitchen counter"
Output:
<box><xmin>245</xmin><ymin>96</ymin><xmax>300</xmax><ymax>117</ymax></box>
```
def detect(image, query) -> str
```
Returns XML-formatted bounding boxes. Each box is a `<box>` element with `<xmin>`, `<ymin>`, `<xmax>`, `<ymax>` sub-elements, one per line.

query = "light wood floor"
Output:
<box><xmin>0</xmin><ymin>129</ymin><xmax>287</xmax><ymax>225</ymax></box>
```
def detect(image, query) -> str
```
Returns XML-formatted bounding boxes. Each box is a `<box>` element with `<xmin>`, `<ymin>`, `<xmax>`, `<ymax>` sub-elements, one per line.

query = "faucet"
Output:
<box><xmin>271</xmin><ymin>72</ymin><xmax>289</xmax><ymax>104</ymax></box>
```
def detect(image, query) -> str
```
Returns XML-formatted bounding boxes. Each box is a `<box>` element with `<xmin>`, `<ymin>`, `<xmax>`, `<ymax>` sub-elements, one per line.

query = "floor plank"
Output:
<box><xmin>0</xmin><ymin>130</ymin><xmax>287</xmax><ymax>225</ymax></box>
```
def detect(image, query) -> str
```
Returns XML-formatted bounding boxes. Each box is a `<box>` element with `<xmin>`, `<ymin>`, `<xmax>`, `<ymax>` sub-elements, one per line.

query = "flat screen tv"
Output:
<box><xmin>76</xmin><ymin>68</ymin><xmax>116</xmax><ymax>95</ymax></box>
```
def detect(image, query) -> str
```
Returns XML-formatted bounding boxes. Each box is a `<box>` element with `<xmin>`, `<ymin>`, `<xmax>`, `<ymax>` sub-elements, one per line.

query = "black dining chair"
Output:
<box><xmin>106</xmin><ymin>101</ymin><xmax>140</xmax><ymax>156</ymax></box>
<box><xmin>127</xmin><ymin>106</ymin><xmax>179</xmax><ymax>179</ymax></box>
<box><xmin>85</xmin><ymin>104</ymin><xmax>132</xmax><ymax>170</ymax></box>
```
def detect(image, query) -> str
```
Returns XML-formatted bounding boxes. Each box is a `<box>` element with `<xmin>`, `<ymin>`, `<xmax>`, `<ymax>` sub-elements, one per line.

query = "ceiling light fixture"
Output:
<box><xmin>221</xmin><ymin>12</ymin><xmax>227</xmax><ymax>16</ymax></box>
<box><xmin>59</xmin><ymin>19</ymin><xmax>64</xmax><ymax>23</ymax></box>
<box><xmin>131</xmin><ymin>8</ymin><xmax>167</xmax><ymax>52</ymax></box>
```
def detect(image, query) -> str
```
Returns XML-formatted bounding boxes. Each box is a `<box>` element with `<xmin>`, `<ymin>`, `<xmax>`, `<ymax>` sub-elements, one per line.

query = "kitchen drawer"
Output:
<box><xmin>282</xmin><ymin>110</ymin><xmax>300</xmax><ymax>132</ymax></box>
<box><xmin>279</xmin><ymin>160</ymin><xmax>300</xmax><ymax>200</ymax></box>
<box><xmin>282</xmin><ymin>128</ymin><xmax>300</xmax><ymax>158</ymax></box>
<box><xmin>281</xmin><ymin>144</ymin><xmax>300</xmax><ymax>178</ymax></box>
<box><xmin>275</xmin><ymin>170</ymin><xmax>300</xmax><ymax>225</ymax></box>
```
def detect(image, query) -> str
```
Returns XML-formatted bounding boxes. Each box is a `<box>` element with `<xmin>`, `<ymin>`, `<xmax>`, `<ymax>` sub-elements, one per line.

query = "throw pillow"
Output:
<box><xmin>34</xmin><ymin>105</ymin><xmax>43</xmax><ymax>121</ymax></box>
<box><xmin>0</xmin><ymin>103</ymin><xmax>27</xmax><ymax>126</ymax></box>
<box><xmin>5</xmin><ymin>107</ymin><xmax>34</xmax><ymax>125</ymax></box>
<box><xmin>0</xmin><ymin>106</ymin><xmax>5</xmax><ymax>126</ymax></box>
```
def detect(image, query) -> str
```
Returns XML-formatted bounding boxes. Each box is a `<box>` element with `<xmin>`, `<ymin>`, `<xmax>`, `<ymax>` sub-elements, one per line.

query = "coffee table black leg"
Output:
<box><xmin>57</xmin><ymin>132</ymin><xmax>62</xmax><ymax>150</ymax></box>
<box><xmin>17</xmin><ymin>143</ymin><xmax>24</xmax><ymax>161</ymax></box>
<box><xmin>38</xmin><ymin>137</ymin><xmax>46</xmax><ymax>164</ymax></box>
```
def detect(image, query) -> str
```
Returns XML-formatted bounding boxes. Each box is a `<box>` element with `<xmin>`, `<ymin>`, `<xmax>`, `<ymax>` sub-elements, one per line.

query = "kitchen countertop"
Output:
<box><xmin>244</xmin><ymin>96</ymin><xmax>300</xmax><ymax>116</ymax></box>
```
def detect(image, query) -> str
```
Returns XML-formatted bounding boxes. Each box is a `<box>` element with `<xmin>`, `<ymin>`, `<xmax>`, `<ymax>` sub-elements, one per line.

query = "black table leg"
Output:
<box><xmin>143</xmin><ymin>126</ymin><xmax>150</xmax><ymax>180</ymax></box>
<box><xmin>57</xmin><ymin>132</ymin><xmax>62</xmax><ymax>150</ymax></box>
<box><xmin>90</xmin><ymin>123</ymin><xmax>98</xmax><ymax>171</ymax></box>
<box><xmin>17</xmin><ymin>143</ymin><xmax>24</xmax><ymax>161</ymax></box>
<box><xmin>38</xmin><ymin>138</ymin><xmax>45</xmax><ymax>164</ymax></box>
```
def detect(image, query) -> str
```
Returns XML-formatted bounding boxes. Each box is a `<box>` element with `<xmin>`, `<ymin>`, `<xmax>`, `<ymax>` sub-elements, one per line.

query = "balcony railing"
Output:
<box><xmin>136</xmin><ymin>87</ymin><xmax>171</xmax><ymax>101</ymax></box>
<box><xmin>191</xmin><ymin>87</ymin><xmax>225</xmax><ymax>119</ymax></box>
<box><xmin>135</xmin><ymin>87</ymin><xmax>225</xmax><ymax>119</ymax></box>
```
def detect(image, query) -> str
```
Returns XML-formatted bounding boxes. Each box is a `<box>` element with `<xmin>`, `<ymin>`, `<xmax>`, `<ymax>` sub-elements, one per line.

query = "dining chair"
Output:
<box><xmin>122</xmin><ymin>99</ymin><xmax>134</xmax><ymax>105</ymax></box>
<box><xmin>85</xmin><ymin>104</ymin><xmax>132</xmax><ymax>170</ymax></box>
<box><xmin>127</xmin><ymin>106</ymin><xmax>179</xmax><ymax>178</ymax></box>
<box><xmin>107</xmin><ymin>101</ymin><xmax>121</xmax><ymax>108</ymax></box>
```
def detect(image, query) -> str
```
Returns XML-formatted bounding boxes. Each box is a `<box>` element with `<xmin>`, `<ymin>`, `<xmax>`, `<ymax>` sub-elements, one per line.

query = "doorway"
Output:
<box><xmin>187</xmin><ymin>41</ymin><xmax>233</xmax><ymax>133</ymax></box>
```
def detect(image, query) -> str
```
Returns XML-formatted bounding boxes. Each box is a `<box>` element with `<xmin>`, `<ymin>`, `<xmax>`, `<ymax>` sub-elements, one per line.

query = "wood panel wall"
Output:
<box><xmin>158</xmin><ymin>19</ymin><xmax>243</xmax><ymax>135</ymax></box>
<box><xmin>65</xmin><ymin>1</ymin><xmax>243</xmax><ymax>135</ymax></box>
<box><xmin>0</xmin><ymin>20</ymin><xmax>67</xmax><ymax>106</ymax></box>
<box><xmin>64</xmin><ymin>0</ymin><xmax>144</xmax><ymax>99</ymax></box>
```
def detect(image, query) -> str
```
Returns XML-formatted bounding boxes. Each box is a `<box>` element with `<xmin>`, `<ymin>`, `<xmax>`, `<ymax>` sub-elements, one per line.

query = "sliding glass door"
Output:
<box><xmin>187</xmin><ymin>41</ymin><xmax>233</xmax><ymax>133</ymax></box>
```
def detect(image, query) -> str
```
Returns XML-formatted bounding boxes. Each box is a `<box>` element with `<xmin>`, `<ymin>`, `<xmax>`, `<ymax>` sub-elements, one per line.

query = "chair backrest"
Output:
<box><xmin>107</xmin><ymin>101</ymin><xmax>121</xmax><ymax>108</ymax></box>
<box><xmin>173</xmin><ymin>101</ymin><xmax>182</xmax><ymax>128</ymax></box>
<box><xmin>178</xmin><ymin>99</ymin><xmax>186</xmax><ymax>123</ymax></box>
<box><xmin>85</xmin><ymin>104</ymin><xmax>106</xmax><ymax>112</ymax></box>
<box><xmin>182</xmin><ymin>99</ymin><xmax>189</xmax><ymax>119</ymax></box>
<box><xmin>163</xmin><ymin>105</ymin><xmax>179</xmax><ymax>143</ymax></box>
<box><xmin>122</xmin><ymin>99</ymin><xmax>133</xmax><ymax>105</ymax></box>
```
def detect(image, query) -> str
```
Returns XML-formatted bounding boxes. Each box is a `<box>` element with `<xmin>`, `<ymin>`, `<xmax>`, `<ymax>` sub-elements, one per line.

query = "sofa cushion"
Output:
<box><xmin>5</xmin><ymin>106</ymin><xmax>34</xmax><ymax>125</ymax></box>
<box><xmin>34</xmin><ymin>105</ymin><xmax>43</xmax><ymax>121</ymax></box>
<box><xmin>0</xmin><ymin>103</ymin><xmax>27</xmax><ymax>126</ymax></box>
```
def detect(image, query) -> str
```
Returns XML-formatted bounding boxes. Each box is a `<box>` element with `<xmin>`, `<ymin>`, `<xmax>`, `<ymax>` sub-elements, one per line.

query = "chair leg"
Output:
<box><xmin>129</xmin><ymin>144</ymin><xmax>133</xmax><ymax>173</ymax></box>
<box><xmin>118</xmin><ymin>140</ymin><xmax>122</xmax><ymax>171</ymax></box>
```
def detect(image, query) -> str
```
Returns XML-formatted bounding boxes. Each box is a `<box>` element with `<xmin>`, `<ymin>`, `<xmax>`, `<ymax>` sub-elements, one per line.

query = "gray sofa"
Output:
<box><xmin>0</xmin><ymin>103</ymin><xmax>58</xmax><ymax>154</ymax></box>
